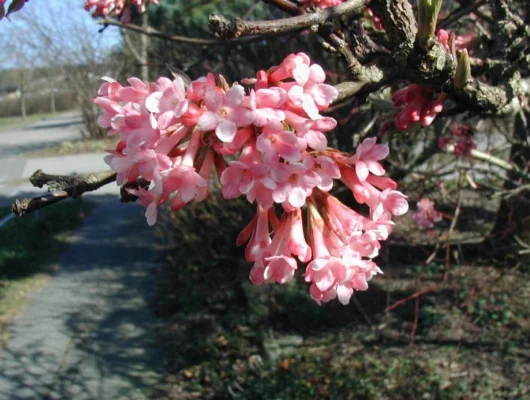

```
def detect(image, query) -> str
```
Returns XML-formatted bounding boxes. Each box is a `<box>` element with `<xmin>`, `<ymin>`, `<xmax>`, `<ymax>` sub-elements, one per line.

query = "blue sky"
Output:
<box><xmin>1</xmin><ymin>0</ymin><xmax>122</xmax><ymax>69</ymax></box>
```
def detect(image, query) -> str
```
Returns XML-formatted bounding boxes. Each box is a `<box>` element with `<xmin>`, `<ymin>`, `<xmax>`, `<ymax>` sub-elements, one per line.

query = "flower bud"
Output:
<box><xmin>417</xmin><ymin>0</ymin><xmax>444</xmax><ymax>46</ymax></box>
<box><xmin>454</xmin><ymin>49</ymin><xmax>471</xmax><ymax>90</ymax></box>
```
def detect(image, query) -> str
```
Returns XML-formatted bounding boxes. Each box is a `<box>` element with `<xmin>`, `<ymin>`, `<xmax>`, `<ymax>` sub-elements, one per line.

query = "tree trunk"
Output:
<box><xmin>140</xmin><ymin>12</ymin><xmax>149</xmax><ymax>82</ymax></box>
<box><xmin>50</xmin><ymin>89</ymin><xmax>56</xmax><ymax>114</ymax></box>
<box><xmin>20</xmin><ymin>84</ymin><xmax>27</xmax><ymax>120</ymax></box>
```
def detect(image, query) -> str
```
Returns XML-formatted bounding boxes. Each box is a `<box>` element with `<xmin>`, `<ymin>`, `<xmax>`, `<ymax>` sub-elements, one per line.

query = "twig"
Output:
<box><xmin>444</xmin><ymin>144</ymin><xmax>530</xmax><ymax>181</ymax></box>
<box><xmin>209</xmin><ymin>0</ymin><xmax>366</xmax><ymax>39</ymax></box>
<box><xmin>12</xmin><ymin>170</ymin><xmax>117</xmax><ymax>217</ymax></box>
<box><xmin>438</xmin><ymin>0</ymin><xmax>487</xmax><ymax>30</ymax></box>
<box><xmin>409</xmin><ymin>275</ymin><xmax>421</xmax><ymax>348</ymax></box>
<box><xmin>97</xmin><ymin>19</ymin><xmax>258</xmax><ymax>45</ymax></box>
<box><xmin>262</xmin><ymin>0</ymin><xmax>299</xmax><ymax>14</ymax></box>
<box><xmin>384</xmin><ymin>285</ymin><xmax>439</xmax><ymax>313</ymax></box>
<box><xmin>352</xmin><ymin>294</ymin><xmax>372</xmax><ymax>325</ymax></box>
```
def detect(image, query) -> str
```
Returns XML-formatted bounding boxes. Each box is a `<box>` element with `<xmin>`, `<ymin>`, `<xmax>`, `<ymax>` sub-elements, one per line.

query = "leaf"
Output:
<box><xmin>367</xmin><ymin>95</ymin><xmax>396</xmax><ymax>112</ymax></box>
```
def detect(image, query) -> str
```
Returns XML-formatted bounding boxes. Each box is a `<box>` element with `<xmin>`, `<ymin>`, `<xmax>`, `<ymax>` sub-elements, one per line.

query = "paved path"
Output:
<box><xmin>0</xmin><ymin>199</ymin><xmax>163</xmax><ymax>400</ymax></box>
<box><xmin>0</xmin><ymin>112</ymin><xmax>85</xmax><ymax>158</ymax></box>
<box><xmin>0</xmin><ymin>112</ymin><xmax>113</xmax><ymax>207</ymax></box>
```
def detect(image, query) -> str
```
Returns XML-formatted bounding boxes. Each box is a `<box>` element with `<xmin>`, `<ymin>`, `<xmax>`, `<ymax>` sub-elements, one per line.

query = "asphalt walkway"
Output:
<box><xmin>0</xmin><ymin>198</ymin><xmax>163</xmax><ymax>400</ymax></box>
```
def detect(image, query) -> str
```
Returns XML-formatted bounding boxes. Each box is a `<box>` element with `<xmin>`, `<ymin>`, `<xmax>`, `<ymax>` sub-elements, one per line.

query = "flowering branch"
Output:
<box><xmin>209</xmin><ymin>0</ymin><xmax>366</xmax><ymax>39</ymax></box>
<box><xmin>12</xmin><ymin>170</ymin><xmax>117</xmax><ymax>217</ymax></box>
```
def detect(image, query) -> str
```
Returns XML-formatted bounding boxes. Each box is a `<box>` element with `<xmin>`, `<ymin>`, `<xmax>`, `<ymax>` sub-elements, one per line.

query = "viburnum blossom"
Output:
<box><xmin>413</xmin><ymin>198</ymin><xmax>442</xmax><ymax>229</ymax></box>
<box><xmin>84</xmin><ymin>0</ymin><xmax>158</xmax><ymax>23</ymax></box>
<box><xmin>438</xmin><ymin>122</ymin><xmax>476</xmax><ymax>156</ymax></box>
<box><xmin>94</xmin><ymin>52</ymin><xmax>409</xmax><ymax>305</ymax></box>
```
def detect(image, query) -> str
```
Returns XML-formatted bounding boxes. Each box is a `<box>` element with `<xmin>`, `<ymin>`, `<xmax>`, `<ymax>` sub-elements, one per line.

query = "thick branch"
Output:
<box><xmin>12</xmin><ymin>170</ymin><xmax>117</xmax><ymax>217</ymax></box>
<box><xmin>209</xmin><ymin>0</ymin><xmax>366</xmax><ymax>39</ymax></box>
<box><xmin>369</xmin><ymin>0</ymin><xmax>417</xmax><ymax>63</ymax></box>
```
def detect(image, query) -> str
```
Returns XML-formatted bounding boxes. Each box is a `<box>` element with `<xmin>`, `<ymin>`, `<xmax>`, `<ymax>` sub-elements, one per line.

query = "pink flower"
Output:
<box><xmin>271</xmin><ymin>162</ymin><xmax>321</xmax><ymax>209</ymax></box>
<box><xmin>413</xmin><ymin>198</ymin><xmax>442</xmax><ymax>228</ymax></box>
<box><xmin>145</xmin><ymin>76</ymin><xmax>188</xmax><ymax>130</ymax></box>
<box><xmin>84</xmin><ymin>0</ymin><xmax>159</xmax><ymax>22</ymax></box>
<box><xmin>256</xmin><ymin>121</ymin><xmax>302</xmax><ymax>163</ymax></box>
<box><xmin>245</xmin><ymin>88</ymin><xmax>287</xmax><ymax>127</ymax></box>
<box><xmin>196</xmin><ymin>85</ymin><xmax>253</xmax><ymax>143</ymax></box>
<box><xmin>343</xmin><ymin>137</ymin><xmax>389</xmax><ymax>182</ymax></box>
<box><xmin>283</xmin><ymin>64</ymin><xmax>338</xmax><ymax>119</ymax></box>
<box><xmin>127</xmin><ymin>186</ymin><xmax>166</xmax><ymax>226</ymax></box>
<box><xmin>302</xmin><ymin>154</ymin><xmax>340</xmax><ymax>191</ymax></box>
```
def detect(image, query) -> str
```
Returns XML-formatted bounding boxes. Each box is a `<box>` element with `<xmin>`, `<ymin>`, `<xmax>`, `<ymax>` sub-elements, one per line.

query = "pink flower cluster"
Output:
<box><xmin>94</xmin><ymin>52</ymin><xmax>408</xmax><ymax>305</ymax></box>
<box><xmin>84</xmin><ymin>0</ymin><xmax>158</xmax><ymax>23</ymax></box>
<box><xmin>438</xmin><ymin>122</ymin><xmax>476</xmax><ymax>156</ymax></box>
<box><xmin>412</xmin><ymin>198</ymin><xmax>442</xmax><ymax>229</ymax></box>
<box><xmin>392</xmin><ymin>84</ymin><xmax>447</xmax><ymax>131</ymax></box>
<box><xmin>300</xmin><ymin>0</ymin><xmax>343</xmax><ymax>8</ymax></box>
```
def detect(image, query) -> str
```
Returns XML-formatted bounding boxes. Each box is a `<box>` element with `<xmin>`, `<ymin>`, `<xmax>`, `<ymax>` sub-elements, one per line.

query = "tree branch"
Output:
<box><xmin>209</xmin><ymin>0</ymin><xmax>366</xmax><ymax>39</ymax></box>
<box><xmin>12</xmin><ymin>170</ymin><xmax>117</xmax><ymax>217</ymax></box>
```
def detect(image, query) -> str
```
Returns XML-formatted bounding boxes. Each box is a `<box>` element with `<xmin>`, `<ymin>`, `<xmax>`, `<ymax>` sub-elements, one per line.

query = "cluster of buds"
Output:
<box><xmin>300</xmin><ymin>0</ymin><xmax>343</xmax><ymax>8</ymax></box>
<box><xmin>392</xmin><ymin>84</ymin><xmax>447</xmax><ymax>131</ymax></box>
<box><xmin>366</xmin><ymin>8</ymin><xmax>383</xmax><ymax>30</ymax></box>
<box><xmin>438</xmin><ymin>122</ymin><xmax>476</xmax><ymax>156</ymax></box>
<box><xmin>94</xmin><ymin>53</ymin><xmax>408</xmax><ymax>305</ymax></box>
<box><xmin>412</xmin><ymin>198</ymin><xmax>442</xmax><ymax>229</ymax></box>
<box><xmin>84</xmin><ymin>0</ymin><xmax>158</xmax><ymax>23</ymax></box>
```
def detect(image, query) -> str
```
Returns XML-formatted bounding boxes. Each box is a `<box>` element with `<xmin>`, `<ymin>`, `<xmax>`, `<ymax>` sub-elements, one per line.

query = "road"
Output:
<box><xmin>0</xmin><ymin>112</ymin><xmax>113</xmax><ymax>206</ymax></box>
<box><xmin>0</xmin><ymin>113</ymin><xmax>163</xmax><ymax>399</ymax></box>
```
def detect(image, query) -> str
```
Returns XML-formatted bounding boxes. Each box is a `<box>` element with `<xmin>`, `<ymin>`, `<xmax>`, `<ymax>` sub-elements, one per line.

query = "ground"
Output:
<box><xmin>151</xmin><ymin>200</ymin><xmax>530</xmax><ymax>400</ymax></box>
<box><xmin>0</xmin><ymin>199</ymin><xmax>164</xmax><ymax>399</ymax></box>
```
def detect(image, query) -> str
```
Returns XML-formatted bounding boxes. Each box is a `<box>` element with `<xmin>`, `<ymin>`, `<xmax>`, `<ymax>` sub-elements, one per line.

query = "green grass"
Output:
<box><xmin>0</xmin><ymin>200</ymin><xmax>95</xmax><ymax>345</ymax></box>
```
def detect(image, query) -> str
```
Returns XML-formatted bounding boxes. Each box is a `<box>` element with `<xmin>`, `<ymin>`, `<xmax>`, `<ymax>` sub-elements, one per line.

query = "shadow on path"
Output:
<box><xmin>0</xmin><ymin>198</ymin><xmax>163</xmax><ymax>400</ymax></box>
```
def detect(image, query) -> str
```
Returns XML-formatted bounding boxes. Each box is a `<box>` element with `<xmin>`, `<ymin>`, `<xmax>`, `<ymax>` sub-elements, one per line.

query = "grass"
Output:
<box><xmin>21</xmin><ymin>137</ymin><xmax>119</xmax><ymax>158</ymax></box>
<box><xmin>0</xmin><ymin>200</ymin><xmax>95</xmax><ymax>346</ymax></box>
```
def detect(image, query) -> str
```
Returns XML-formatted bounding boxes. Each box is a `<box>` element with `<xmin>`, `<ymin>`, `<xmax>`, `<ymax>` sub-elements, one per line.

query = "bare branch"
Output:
<box><xmin>12</xmin><ymin>170</ymin><xmax>117</xmax><ymax>217</ymax></box>
<box><xmin>209</xmin><ymin>0</ymin><xmax>366</xmax><ymax>39</ymax></box>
